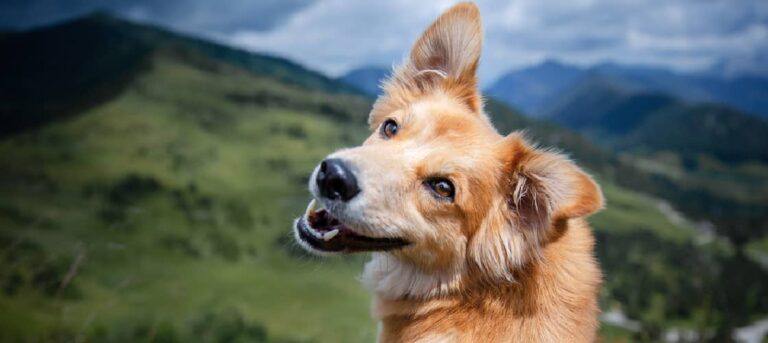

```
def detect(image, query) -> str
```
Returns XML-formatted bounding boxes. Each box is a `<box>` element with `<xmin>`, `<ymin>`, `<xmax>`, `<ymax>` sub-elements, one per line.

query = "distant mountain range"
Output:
<box><xmin>487</xmin><ymin>60</ymin><xmax>768</xmax><ymax>121</ymax></box>
<box><xmin>543</xmin><ymin>72</ymin><xmax>768</xmax><ymax>163</ymax></box>
<box><xmin>337</xmin><ymin>67</ymin><xmax>389</xmax><ymax>96</ymax></box>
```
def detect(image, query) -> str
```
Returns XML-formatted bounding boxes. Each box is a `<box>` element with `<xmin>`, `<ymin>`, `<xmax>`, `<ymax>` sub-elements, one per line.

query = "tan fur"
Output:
<box><xmin>374</xmin><ymin>219</ymin><xmax>601</xmax><ymax>342</ymax></box>
<box><xmin>304</xmin><ymin>2</ymin><xmax>604</xmax><ymax>342</ymax></box>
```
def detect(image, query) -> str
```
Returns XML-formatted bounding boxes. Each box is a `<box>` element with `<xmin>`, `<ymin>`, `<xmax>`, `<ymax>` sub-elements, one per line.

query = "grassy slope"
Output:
<box><xmin>0</xmin><ymin>54</ymin><xmax>375</xmax><ymax>342</ymax></box>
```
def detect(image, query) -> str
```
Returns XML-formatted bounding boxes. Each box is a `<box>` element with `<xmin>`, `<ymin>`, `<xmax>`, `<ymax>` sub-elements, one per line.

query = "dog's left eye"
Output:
<box><xmin>381</xmin><ymin>119</ymin><xmax>399</xmax><ymax>139</ymax></box>
<box><xmin>425</xmin><ymin>178</ymin><xmax>455</xmax><ymax>200</ymax></box>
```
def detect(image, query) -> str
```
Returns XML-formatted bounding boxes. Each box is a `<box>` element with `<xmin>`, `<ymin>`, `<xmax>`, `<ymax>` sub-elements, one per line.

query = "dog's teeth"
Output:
<box><xmin>323</xmin><ymin>229</ymin><xmax>339</xmax><ymax>241</ymax></box>
<box><xmin>305</xmin><ymin>199</ymin><xmax>317</xmax><ymax>216</ymax></box>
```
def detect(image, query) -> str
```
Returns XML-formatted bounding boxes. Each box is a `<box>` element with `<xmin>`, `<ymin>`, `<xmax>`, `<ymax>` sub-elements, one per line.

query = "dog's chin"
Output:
<box><xmin>293</xmin><ymin>199</ymin><xmax>409</xmax><ymax>255</ymax></box>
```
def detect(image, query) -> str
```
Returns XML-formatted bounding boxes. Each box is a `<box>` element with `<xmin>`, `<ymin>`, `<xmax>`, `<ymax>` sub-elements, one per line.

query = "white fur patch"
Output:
<box><xmin>414</xmin><ymin>332</ymin><xmax>459</xmax><ymax>343</ymax></box>
<box><xmin>362</xmin><ymin>253</ymin><xmax>464</xmax><ymax>299</ymax></box>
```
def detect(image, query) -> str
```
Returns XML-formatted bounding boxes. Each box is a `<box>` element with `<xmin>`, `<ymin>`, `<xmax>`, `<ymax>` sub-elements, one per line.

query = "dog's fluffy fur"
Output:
<box><xmin>295</xmin><ymin>3</ymin><xmax>604</xmax><ymax>342</ymax></box>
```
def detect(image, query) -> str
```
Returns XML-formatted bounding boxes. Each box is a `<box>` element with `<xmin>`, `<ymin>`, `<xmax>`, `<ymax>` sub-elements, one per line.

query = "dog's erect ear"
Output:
<box><xmin>409</xmin><ymin>3</ymin><xmax>482</xmax><ymax>85</ymax></box>
<box><xmin>469</xmin><ymin>133</ymin><xmax>604</xmax><ymax>279</ymax></box>
<box><xmin>386</xmin><ymin>2</ymin><xmax>483</xmax><ymax>111</ymax></box>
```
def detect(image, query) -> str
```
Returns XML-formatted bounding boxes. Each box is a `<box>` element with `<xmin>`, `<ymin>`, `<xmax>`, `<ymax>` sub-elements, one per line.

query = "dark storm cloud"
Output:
<box><xmin>0</xmin><ymin>0</ymin><xmax>311</xmax><ymax>33</ymax></box>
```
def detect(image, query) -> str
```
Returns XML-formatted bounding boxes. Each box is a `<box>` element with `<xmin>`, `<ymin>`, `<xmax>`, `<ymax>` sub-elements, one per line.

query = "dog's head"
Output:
<box><xmin>293</xmin><ymin>2</ymin><xmax>603</xmax><ymax>298</ymax></box>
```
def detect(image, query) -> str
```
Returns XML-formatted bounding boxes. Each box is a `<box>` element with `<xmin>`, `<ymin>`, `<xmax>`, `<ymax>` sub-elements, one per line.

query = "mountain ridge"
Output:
<box><xmin>542</xmin><ymin>72</ymin><xmax>768</xmax><ymax>163</ymax></box>
<box><xmin>487</xmin><ymin>60</ymin><xmax>768</xmax><ymax>120</ymax></box>
<box><xmin>337</xmin><ymin>66</ymin><xmax>389</xmax><ymax>96</ymax></box>
<box><xmin>0</xmin><ymin>12</ymin><xmax>364</xmax><ymax>137</ymax></box>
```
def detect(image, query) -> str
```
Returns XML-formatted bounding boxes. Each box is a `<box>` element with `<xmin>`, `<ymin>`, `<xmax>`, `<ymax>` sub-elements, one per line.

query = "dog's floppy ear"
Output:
<box><xmin>500</xmin><ymin>134</ymin><xmax>604</xmax><ymax>226</ymax></box>
<box><xmin>469</xmin><ymin>133</ymin><xmax>604</xmax><ymax>279</ymax></box>
<box><xmin>385</xmin><ymin>2</ymin><xmax>483</xmax><ymax>111</ymax></box>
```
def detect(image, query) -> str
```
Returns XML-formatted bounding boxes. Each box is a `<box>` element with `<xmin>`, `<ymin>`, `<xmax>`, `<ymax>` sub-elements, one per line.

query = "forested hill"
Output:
<box><xmin>0</xmin><ymin>12</ymin><xmax>362</xmax><ymax>136</ymax></box>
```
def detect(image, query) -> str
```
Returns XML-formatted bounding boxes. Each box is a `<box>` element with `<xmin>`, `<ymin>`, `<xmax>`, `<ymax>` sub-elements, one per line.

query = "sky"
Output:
<box><xmin>2</xmin><ymin>0</ymin><xmax>767</xmax><ymax>83</ymax></box>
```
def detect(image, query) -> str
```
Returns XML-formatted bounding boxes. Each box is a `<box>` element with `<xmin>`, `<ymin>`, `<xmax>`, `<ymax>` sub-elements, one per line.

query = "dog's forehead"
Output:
<box><xmin>391</xmin><ymin>97</ymin><xmax>502</xmax><ymax>176</ymax></box>
<box><xmin>406</xmin><ymin>97</ymin><xmax>498</xmax><ymax>144</ymax></box>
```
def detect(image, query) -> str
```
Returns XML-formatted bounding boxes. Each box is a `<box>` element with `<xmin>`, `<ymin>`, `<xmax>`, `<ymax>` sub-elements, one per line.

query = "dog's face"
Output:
<box><xmin>293</xmin><ymin>3</ymin><xmax>603</xmax><ymax>296</ymax></box>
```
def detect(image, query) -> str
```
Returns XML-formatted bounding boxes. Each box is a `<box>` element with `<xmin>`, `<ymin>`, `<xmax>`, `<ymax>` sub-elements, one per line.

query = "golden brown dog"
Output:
<box><xmin>293</xmin><ymin>3</ymin><xmax>604</xmax><ymax>342</ymax></box>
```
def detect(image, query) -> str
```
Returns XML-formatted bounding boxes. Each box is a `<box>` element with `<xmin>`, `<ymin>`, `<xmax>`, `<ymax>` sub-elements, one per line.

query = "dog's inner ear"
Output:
<box><xmin>398</xmin><ymin>3</ymin><xmax>483</xmax><ymax>111</ymax></box>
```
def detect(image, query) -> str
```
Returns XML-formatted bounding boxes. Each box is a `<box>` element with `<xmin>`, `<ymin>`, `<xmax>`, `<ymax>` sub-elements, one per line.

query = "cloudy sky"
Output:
<box><xmin>2</xmin><ymin>0</ymin><xmax>767</xmax><ymax>83</ymax></box>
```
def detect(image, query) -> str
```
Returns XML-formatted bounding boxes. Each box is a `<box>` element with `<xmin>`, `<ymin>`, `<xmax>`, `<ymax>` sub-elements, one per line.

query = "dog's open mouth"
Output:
<box><xmin>295</xmin><ymin>199</ymin><xmax>408</xmax><ymax>253</ymax></box>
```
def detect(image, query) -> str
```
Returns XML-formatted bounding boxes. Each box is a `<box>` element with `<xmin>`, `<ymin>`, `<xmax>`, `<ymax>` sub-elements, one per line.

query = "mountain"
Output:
<box><xmin>486</xmin><ymin>60</ymin><xmax>584</xmax><ymax>116</ymax></box>
<box><xmin>618</xmin><ymin>103</ymin><xmax>768</xmax><ymax>163</ymax></box>
<box><xmin>545</xmin><ymin>73</ymin><xmax>768</xmax><ymax>163</ymax></box>
<box><xmin>489</xmin><ymin>60</ymin><xmax>768</xmax><ymax>120</ymax></box>
<box><xmin>0</xmin><ymin>12</ymin><xmax>362</xmax><ymax>137</ymax></box>
<box><xmin>337</xmin><ymin>66</ymin><xmax>390</xmax><ymax>96</ymax></box>
<box><xmin>594</xmin><ymin>63</ymin><xmax>768</xmax><ymax>119</ymax></box>
<box><xmin>710</xmin><ymin>52</ymin><xmax>768</xmax><ymax>79</ymax></box>
<box><xmin>543</xmin><ymin>73</ymin><xmax>640</xmax><ymax>130</ymax></box>
<box><xmin>0</xmin><ymin>14</ymin><xmax>766</xmax><ymax>343</ymax></box>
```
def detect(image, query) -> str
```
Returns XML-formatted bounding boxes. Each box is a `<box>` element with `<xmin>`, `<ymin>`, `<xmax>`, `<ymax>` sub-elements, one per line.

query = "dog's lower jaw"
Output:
<box><xmin>361</xmin><ymin>253</ymin><xmax>464</xmax><ymax>299</ymax></box>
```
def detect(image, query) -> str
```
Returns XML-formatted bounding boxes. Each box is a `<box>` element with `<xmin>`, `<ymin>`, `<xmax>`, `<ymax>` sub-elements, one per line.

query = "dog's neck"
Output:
<box><xmin>364</xmin><ymin>220</ymin><xmax>601</xmax><ymax>341</ymax></box>
<box><xmin>361</xmin><ymin>253</ymin><xmax>464</xmax><ymax>299</ymax></box>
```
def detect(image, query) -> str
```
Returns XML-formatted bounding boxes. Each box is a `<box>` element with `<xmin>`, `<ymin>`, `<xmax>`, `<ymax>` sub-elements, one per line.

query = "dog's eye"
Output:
<box><xmin>425</xmin><ymin>178</ymin><xmax>455</xmax><ymax>200</ymax></box>
<box><xmin>381</xmin><ymin>119</ymin><xmax>399</xmax><ymax>139</ymax></box>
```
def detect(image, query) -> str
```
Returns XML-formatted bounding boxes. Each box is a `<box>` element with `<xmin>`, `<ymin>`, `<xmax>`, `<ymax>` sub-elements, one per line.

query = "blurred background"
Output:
<box><xmin>0</xmin><ymin>0</ymin><xmax>767</xmax><ymax>342</ymax></box>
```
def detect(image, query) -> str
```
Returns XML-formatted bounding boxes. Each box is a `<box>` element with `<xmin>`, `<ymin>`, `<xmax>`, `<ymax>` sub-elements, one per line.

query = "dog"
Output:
<box><xmin>293</xmin><ymin>2</ymin><xmax>604</xmax><ymax>342</ymax></box>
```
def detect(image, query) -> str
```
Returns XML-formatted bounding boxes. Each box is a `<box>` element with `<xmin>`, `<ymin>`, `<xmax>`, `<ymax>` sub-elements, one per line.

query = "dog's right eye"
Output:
<box><xmin>381</xmin><ymin>119</ymin><xmax>399</xmax><ymax>139</ymax></box>
<box><xmin>424</xmin><ymin>178</ymin><xmax>455</xmax><ymax>201</ymax></box>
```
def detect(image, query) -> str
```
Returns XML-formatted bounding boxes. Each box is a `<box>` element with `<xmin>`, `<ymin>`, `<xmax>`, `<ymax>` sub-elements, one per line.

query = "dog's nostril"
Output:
<box><xmin>316</xmin><ymin>158</ymin><xmax>360</xmax><ymax>202</ymax></box>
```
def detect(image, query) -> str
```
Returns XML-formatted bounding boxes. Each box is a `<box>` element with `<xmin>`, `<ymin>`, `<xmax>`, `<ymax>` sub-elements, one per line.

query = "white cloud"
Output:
<box><xmin>229</xmin><ymin>0</ymin><xmax>451</xmax><ymax>75</ymax></box>
<box><xmin>226</xmin><ymin>0</ymin><xmax>768</xmax><ymax>83</ymax></box>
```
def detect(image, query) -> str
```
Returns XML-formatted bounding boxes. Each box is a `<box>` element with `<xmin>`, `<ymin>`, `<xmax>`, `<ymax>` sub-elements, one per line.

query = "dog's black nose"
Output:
<box><xmin>316</xmin><ymin>158</ymin><xmax>360</xmax><ymax>202</ymax></box>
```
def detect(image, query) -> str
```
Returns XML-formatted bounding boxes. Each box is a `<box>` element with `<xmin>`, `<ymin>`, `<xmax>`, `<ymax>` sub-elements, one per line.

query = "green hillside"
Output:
<box><xmin>1</xmin><ymin>15</ymin><xmax>766</xmax><ymax>343</ymax></box>
<box><xmin>618</xmin><ymin>103</ymin><xmax>768</xmax><ymax>163</ymax></box>
<box><xmin>0</xmin><ymin>49</ymin><xmax>377</xmax><ymax>342</ymax></box>
<box><xmin>0</xmin><ymin>12</ymin><xmax>361</xmax><ymax>137</ymax></box>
